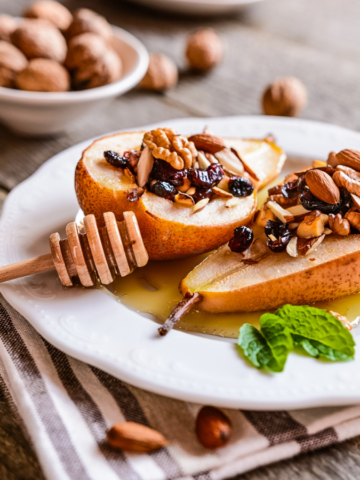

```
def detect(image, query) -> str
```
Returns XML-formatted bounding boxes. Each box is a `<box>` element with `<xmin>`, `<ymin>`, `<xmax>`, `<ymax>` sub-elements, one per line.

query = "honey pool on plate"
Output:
<box><xmin>106</xmin><ymin>181</ymin><xmax>360</xmax><ymax>339</ymax></box>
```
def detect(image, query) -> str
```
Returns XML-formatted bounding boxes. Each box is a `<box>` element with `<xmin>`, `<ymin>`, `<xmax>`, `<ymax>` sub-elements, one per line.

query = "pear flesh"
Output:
<box><xmin>180</xmin><ymin>233</ymin><xmax>360</xmax><ymax>313</ymax></box>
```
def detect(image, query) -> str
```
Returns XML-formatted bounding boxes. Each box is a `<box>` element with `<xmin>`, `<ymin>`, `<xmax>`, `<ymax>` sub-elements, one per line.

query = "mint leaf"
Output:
<box><xmin>259</xmin><ymin>314</ymin><xmax>294</xmax><ymax>372</ymax></box>
<box><xmin>238</xmin><ymin>324</ymin><xmax>273</xmax><ymax>369</ymax></box>
<box><xmin>275</xmin><ymin>305</ymin><xmax>355</xmax><ymax>359</ymax></box>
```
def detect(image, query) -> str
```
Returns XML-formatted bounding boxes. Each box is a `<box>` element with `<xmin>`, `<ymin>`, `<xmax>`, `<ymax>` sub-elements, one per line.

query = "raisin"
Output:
<box><xmin>281</xmin><ymin>179</ymin><xmax>299</xmax><ymax>199</ymax></box>
<box><xmin>104</xmin><ymin>150</ymin><xmax>129</xmax><ymax>169</ymax></box>
<box><xmin>193</xmin><ymin>187</ymin><xmax>213</xmax><ymax>203</ymax></box>
<box><xmin>228</xmin><ymin>177</ymin><xmax>254</xmax><ymax>197</ymax></box>
<box><xmin>300</xmin><ymin>188</ymin><xmax>350</xmax><ymax>215</ymax></box>
<box><xmin>188</xmin><ymin>164</ymin><xmax>224</xmax><ymax>188</ymax></box>
<box><xmin>265</xmin><ymin>220</ymin><xmax>292</xmax><ymax>252</ymax></box>
<box><xmin>151</xmin><ymin>159</ymin><xmax>187</xmax><ymax>186</ymax></box>
<box><xmin>150</xmin><ymin>181</ymin><xmax>177</xmax><ymax>201</ymax></box>
<box><xmin>228</xmin><ymin>226</ymin><xmax>254</xmax><ymax>253</ymax></box>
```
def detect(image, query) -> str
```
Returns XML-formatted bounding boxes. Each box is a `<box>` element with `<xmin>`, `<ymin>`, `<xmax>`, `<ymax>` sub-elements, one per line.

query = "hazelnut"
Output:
<box><xmin>16</xmin><ymin>58</ymin><xmax>70</xmax><ymax>92</ymax></box>
<box><xmin>140</xmin><ymin>53</ymin><xmax>178</xmax><ymax>91</ymax></box>
<box><xmin>66</xmin><ymin>9</ymin><xmax>113</xmax><ymax>42</ymax></box>
<box><xmin>0</xmin><ymin>14</ymin><xmax>18</xmax><ymax>42</ymax></box>
<box><xmin>72</xmin><ymin>49</ymin><xmax>122</xmax><ymax>89</ymax></box>
<box><xmin>11</xmin><ymin>19</ymin><xmax>67</xmax><ymax>63</ymax></box>
<box><xmin>262</xmin><ymin>77</ymin><xmax>307</xmax><ymax>117</ymax></box>
<box><xmin>185</xmin><ymin>29</ymin><xmax>223</xmax><ymax>71</ymax></box>
<box><xmin>25</xmin><ymin>1</ymin><xmax>73</xmax><ymax>32</ymax></box>
<box><xmin>65</xmin><ymin>33</ymin><xmax>109</xmax><ymax>70</ymax></box>
<box><xmin>0</xmin><ymin>40</ymin><xmax>28</xmax><ymax>88</ymax></box>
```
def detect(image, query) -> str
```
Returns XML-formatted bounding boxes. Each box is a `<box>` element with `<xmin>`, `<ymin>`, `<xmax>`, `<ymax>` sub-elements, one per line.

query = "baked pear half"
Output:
<box><xmin>75</xmin><ymin>128</ymin><xmax>285</xmax><ymax>260</ymax></box>
<box><xmin>160</xmin><ymin>149</ymin><xmax>360</xmax><ymax>334</ymax></box>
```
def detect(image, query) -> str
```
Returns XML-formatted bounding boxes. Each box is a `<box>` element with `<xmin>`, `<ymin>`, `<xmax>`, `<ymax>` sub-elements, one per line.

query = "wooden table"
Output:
<box><xmin>1</xmin><ymin>0</ymin><xmax>360</xmax><ymax>478</ymax></box>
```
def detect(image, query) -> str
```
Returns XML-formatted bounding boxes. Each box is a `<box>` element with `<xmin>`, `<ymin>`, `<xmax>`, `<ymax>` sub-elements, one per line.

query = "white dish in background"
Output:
<box><xmin>1</xmin><ymin>115</ymin><xmax>360</xmax><ymax>410</ymax></box>
<box><xmin>127</xmin><ymin>0</ymin><xmax>263</xmax><ymax>15</ymax></box>
<box><xmin>0</xmin><ymin>25</ymin><xmax>148</xmax><ymax>136</ymax></box>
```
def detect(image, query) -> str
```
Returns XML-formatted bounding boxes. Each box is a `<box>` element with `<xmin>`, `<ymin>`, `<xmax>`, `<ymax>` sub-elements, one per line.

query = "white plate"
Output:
<box><xmin>1</xmin><ymin>116</ymin><xmax>360</xmax><ymax>411</ymax></box>
<box><xmin>127</xmin><ymin>0</ymin><xmax>264</xmax><ymax>15</ymax></box>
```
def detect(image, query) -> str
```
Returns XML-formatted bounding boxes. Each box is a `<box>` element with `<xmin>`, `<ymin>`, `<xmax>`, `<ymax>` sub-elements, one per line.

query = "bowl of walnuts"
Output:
<box><xmin>0</xmin><ymin>2</ymin><xmax>149</xmax><ymax>136</ymax></box>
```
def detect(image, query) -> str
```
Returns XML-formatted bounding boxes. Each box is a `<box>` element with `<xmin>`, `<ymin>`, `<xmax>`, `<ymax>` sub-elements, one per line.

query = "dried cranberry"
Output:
<box><xmin>300</xmin><ymin>188</ymin><xmax>350</xmax><ymax>215</ymax></box>
<box><xmin>228</xmin><ymin>226</ymin><xmax>254</xmax><ymax>253</ymax></box>
<box><xmin>150</xmin><ymin>181</ymin><xmax>177</xmax><ymax>201</ymax></box>
<box><xmin>188</xmin><ymin>164</ymin><xmax>224</xmax><ymax>188</ymax></box>
<box><xmin>104</xmin><ymin>151</ymin><xmax>129</xmax><ymax>169</ymax></box>
<box><xmin>281</xmin><ymin>179</ymin><xmax>299</xmax><ymax>199</ymax></box>
<box><xmin>228</xmin><ymin>177</ymin><xmax>254</xmax><ymax>197</ymax></box>
<box><xmin>265</xmin><ymin>220</ymin><xmax>292</xmax><ymax>252</ymax></box>
<box><xmin>151</xmin><ymin>159</ymin><xmax>187</xmax><ymax>187</ymax></box>
<box><xmin>193</xmin><ymin>187</ymin><xmax>213</xmax><ymax>203</ymax></box>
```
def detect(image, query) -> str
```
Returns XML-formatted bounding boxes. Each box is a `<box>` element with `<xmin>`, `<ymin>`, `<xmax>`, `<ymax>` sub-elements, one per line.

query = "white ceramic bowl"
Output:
<box><xmin>127</xmin><ymin>0</ymin><xmax>264</xmax><ymax>15</ymax></box>
<box><xmin>0</xmin><ymin>25</ymin><xmax>149</xmax><ymax>136</ymax></box>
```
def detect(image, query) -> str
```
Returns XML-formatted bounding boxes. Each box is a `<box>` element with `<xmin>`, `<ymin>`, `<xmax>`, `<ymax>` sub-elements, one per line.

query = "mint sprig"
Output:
<box><xmin>238</xmin><ymin>305</ymin><xmax>355</xmax><ymax>372</ymax></box>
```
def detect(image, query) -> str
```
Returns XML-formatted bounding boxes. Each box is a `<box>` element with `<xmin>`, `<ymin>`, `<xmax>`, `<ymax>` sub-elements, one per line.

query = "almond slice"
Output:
<box><xmin>205</xmin><ymin>152</ymin><xmax>218</xmax><ymax>163</ymax></box>
<box><xmin>186</xmin><ymin>187</ymin><xmax>196</xmax><ymax>196</ymax></box>
<box><xmin>212</xmin><ymin>186</ymin><xmax>233</xmax><ymax>198</ymax></box>
<box><xmin>286</xmin><ymin>236</ymin><xmax>298</xmax><ymax>257</ymax></box>
<box><xmin>175</xmin><ymin>192</ymin><xmax>195</xmax><ymax>206</ymax></box>
<box><xmin>214</xmin><ymin>148</ymin><xmax>244</xmax><ymax>176</ymax></box>
<box><xmin>298</xmin><ymin>234</ymin><xmax>325</xmax><ymax>256</ymax></box>
<box><xmin>217</xmin><ymin>175</ymin><xmax>230</xmax><ymax>191</ymax></box>
<box><xmin>198</xmin><ymin>151</ymin><xmax>211</xmax><ymax>170</ymax></box>
<box><xmin>267</xmin><ymin>201</ymin><xmax>294</xmax><ymax>223</ymax></box>
<box><xmin>312</xmin><ymin>160</ymin><xmax>327</xmax><ymax>168</ymax></box>
<box><xmin>351</xmin><ymin>193</ymin><xmax>360</xmax><ymax>210</ymax></box>
<box><xmin>137</xmin><ymin>146</ymin><xmax>154</xmax><ymax>188</ymax></box>
<box><xmin>225</xmin><ymin>197</ymin><xmax>242</xmax><ymax>208</ymax></box>
<box><xmin>192</xmin><ymin>198</ymin><xmax>209</xmax><ymax>214</ymax></box>
<box><xmin>286</xmin><ymin>205</ymin><xmax>310</xmax><ymax>216</ymax></box>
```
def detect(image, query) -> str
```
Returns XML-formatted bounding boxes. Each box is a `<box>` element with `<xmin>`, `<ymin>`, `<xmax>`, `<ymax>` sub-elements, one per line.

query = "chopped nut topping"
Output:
<box><xmin>143</xmin><ymin>128</ymin><xmax>197</xmax><ymax>170</ymax></box>
<box><xmin>267</xmin><ymin>201</ymin><xmax>294</xmax><ymax>224</ymax></box>
<box><xmin>297</xmin><ymin>210</ymin><xmax>328</xmax><ymax>238</ymax></box>
<box><xmin>328</xmin><ymin>213</ymin><xmax>350</xmax><ymax>236</ymax></box>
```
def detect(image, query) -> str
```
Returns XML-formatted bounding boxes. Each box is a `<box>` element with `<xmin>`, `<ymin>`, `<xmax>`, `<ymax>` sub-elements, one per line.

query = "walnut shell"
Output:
<box><xmin>25</xmin><ymin>1</ymin><xmax>73</xmax><ymax>32</ymax></box>
<box><xmin>72</xmin><ymin>49</ymin><xmax>122</xmax><ymax>89</ymax></box>
<box><xmin>140</xmin><ymin>53</ymin><xmax>178</xmax><ymax>91</ymax></box>
<box><xmin>11</xmin><ymin>19</ymin><xmax>67</xmax><ymax>63</ymax></box>
<box><xmin>0</xmin><ymin>40</ymin><xmax>28</xmax><ymax>87</ymax></box>
<box><xmin>16</xmin><ymin>58</ymin><xmax>70</xmax><ymax>92</ymax></box>
<box><xmin>262</xmin><ymin>77</ymin><xmax>307</xmax><ymax>117</ymax></box>
<box><xmin>66</xmin><ymin>9</ymin><xmax>113</xmax><ymax>42</ymax></box>
<box><xmin>0</xmin><ymin>14</ymin><xmax>18</xmax><ymax>42</ymax></box>
<box><xmin>185</xmin><ymin>29</ymin><xmax>223</xmax><ymax>71</ymax></box>
<box><xmin>65</xmin><ymin>33</ymin><xmax>109</xmax><ymax>70</ymax></box>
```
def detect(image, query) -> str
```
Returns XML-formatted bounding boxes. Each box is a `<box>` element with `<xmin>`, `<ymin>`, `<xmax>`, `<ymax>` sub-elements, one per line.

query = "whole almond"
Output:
<box><xmin>305</xmin><ymin>169</ymin><xmax>340</xmax><ymax>204</ymax></box>
<box><xmin>329</xmin><ymin>149</ymin><xmax>360</xmax><ymax>171</ymax></box>
<box><xmin>107</xmin><ymin>422</ymin><xmax>168</xmax><ymax>453</ymax></box>
<box><xmin>195</xmin><ymin>406</ymin><xmax>232</xmax><ymax>449</ymax></box>
<box><xmin>188</xmin><ymin>134</ymin><xmax>225</xmax><ymax>154</ymax></box>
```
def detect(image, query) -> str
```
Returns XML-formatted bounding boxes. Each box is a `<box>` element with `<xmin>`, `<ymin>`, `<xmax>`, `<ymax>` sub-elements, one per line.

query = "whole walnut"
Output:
<box><xmin>66</xmin><ymin>9</ymin><xmax>113</xmax><ymax>42</ymax></box>
<box><xmin>16</xmin><ymin>58</ymin><xmax>70</xmax><ymax>92</ymax></box>
<box><xmin>140</xmin><ymin>53</ymin><xmax>178</xmax><ymax>91</ymax></box>
<box><xmin>11</xmin><ymin>19</ymin><xmax>67</xmax><ymax>63</ymax></box>
<box><xmin>0</xmin><ymin>40</ymin><xmax>28</xmax><ymax>88</ymax></box>
<box><xmin>25</xmin><ymin>1</ymin><xmax>73</xmax><ymax>32</ymax></box>
<box><xmin>185</xmin><ymin>29</ymin><xmax>223</xmax><ymax>71</ymax></box>
<box><xmin>72</xmin><ymin>49</ymin><xmax>122</xmax><ymax>89</ymax></box>
<box><xmin>0</xmin><ymin>14</ymin><xmax>18</xmax><ymax>42</ymax></box>
<box><xmin>262</xmin><ymin>77</ymin><xmax>307</xmax><ymax>117</ymax></box>
<box><xmin>65</xmin><ymin>33</ymin><xmax>109</xmax><ymax>70</ymax></box>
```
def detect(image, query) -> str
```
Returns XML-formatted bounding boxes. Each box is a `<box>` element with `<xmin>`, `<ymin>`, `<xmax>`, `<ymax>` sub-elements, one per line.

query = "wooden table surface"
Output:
<box><xmin>1</xmin><ymin>0</ymin><xmax>360</xmax><ymax>478</ymax></box>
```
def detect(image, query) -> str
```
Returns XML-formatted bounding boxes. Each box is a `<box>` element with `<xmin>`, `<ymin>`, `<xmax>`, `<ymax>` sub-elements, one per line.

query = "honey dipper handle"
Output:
<box><xmin>0</xmin><ymin>253</ymin><xmax>54</xmax><ymax>283</ymax></box>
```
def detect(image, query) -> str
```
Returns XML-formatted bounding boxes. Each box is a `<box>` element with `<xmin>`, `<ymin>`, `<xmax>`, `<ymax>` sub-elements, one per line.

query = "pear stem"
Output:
<box><xmin>158</xmin><ymin>293</ymin><xmax>202</xmax><ymax>336</ymax></box>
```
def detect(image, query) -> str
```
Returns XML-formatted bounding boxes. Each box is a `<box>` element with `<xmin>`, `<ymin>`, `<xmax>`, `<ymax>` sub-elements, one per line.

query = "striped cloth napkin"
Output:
<box><xmin>1</xmin><ymin>293</ymin><xmax>360</xmax><ymax>480</ymax></box>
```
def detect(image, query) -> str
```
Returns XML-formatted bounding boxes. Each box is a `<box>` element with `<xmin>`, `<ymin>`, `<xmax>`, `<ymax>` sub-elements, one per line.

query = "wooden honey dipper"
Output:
<box><xmin>0</xmin><ymin>212</ymin><xmax>149</xmax><ymax>287</ymax></box>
